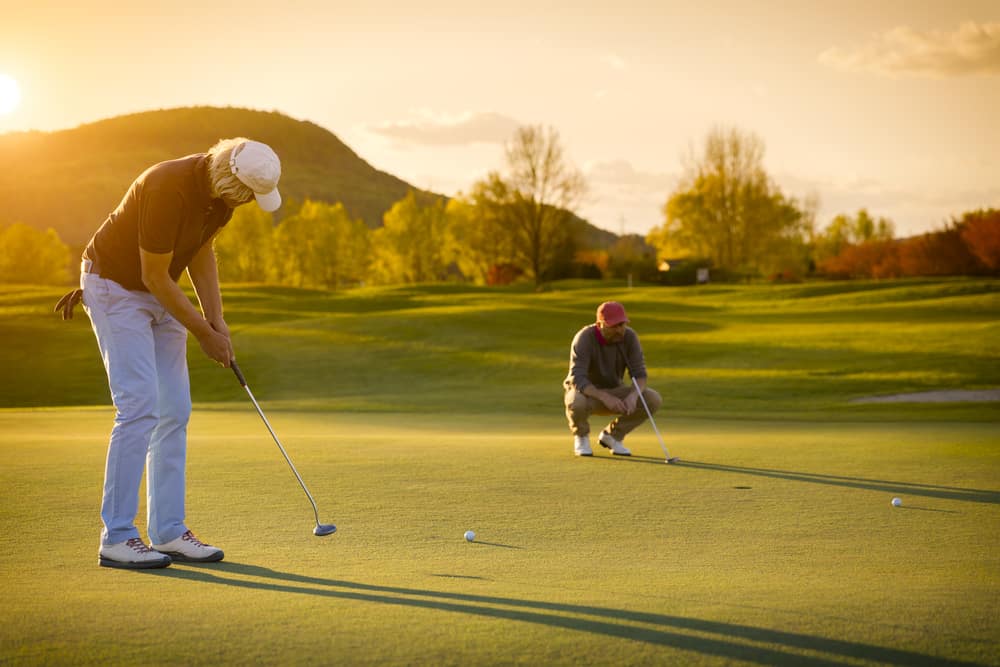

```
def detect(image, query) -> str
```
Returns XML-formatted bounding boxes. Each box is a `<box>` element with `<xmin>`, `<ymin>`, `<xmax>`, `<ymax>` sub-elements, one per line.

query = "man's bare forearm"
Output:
<box><xmin>187</xmin><ymin>242</ymin><xmax>224</xmax><ymax>325</ymax></box>
<box><xmin>144</xmin><ymin>269</ymin><xmax>215</xmax><ymax>338</ymax></box>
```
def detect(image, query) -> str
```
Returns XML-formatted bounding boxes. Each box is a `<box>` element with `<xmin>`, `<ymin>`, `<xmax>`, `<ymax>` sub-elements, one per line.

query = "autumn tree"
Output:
<box><xmin>957</xmin><ymin>208</ymin><xmax>1000</xmax><ymax>272</ymax></box>
<box><xmin>446</xmin><ymin>179</ymin><xmax>519</xmax><ymax>285</ymax></box>
<box><xmin>606</xmin><ymin>234</ymin><xmax>657</xmax><ymax>280</ymax></box>
<box><xmin>371</xmin><ymin>191</ymin><xmax>453</xmax><ymax>284</ymax></box>
<box><xmin>898</xmin><ymin>225</ymin><xmax>981</xmax><ymax>277</ymax></box>
<box><xmin>819</xmin><ymin>239</ymin><xmax>901</xmax><ymax>279</ymax></box>
<box><xmin>649</xmin><ymin>126</ymin><xmax>810</xmax><ymax>278</ymax></box>
<box><xmin>469</xmin><ymin>126</ymin><xmax>586</xmax><ymax>287</ymax></box>
<box><xmin>813</xmin><ymin>209</ymin><xmax>894</xmax><ymax>268</ymax></box>
<box><xmin>0</xmin><ymin>223</ymin><xmax>70</xmax><ymax>284</ymax></box>
<box><xmin>214</xmin><ymin>203</ymin><xmax>275</xmax><ymax>282</ymax></box>
<box><xmin>272</xmin><ymin>200</ymin><xmax>369</xmax><ymax>288</ymax></box>
<box><xmin>819</xmin><ymin>209</ymin><xmax>998</xmax><ymax>279</ymax></box>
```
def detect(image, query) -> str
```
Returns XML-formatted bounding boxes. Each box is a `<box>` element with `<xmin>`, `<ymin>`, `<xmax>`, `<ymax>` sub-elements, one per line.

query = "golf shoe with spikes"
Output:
<box><xmin>99</xmin><ymin>538</ymin><xmax>172</xmax><ymax>569</ymax></box>
<box><xmin>599</xmin><ymin>431</ymin><xmax>631</xmax><ymax>456</ymax></box>
<box><xmin>573</xmin><ymin>435</ymin><xmax>593</xmax><ymax>457</ymax></box>
<box><xmin>153</xmin><ymin>530</ymin><xmax>224</xmax><ymax>563</ymax></box>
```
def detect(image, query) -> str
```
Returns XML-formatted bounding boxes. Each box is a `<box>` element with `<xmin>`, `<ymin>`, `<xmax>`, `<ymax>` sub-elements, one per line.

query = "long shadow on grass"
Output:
<box><xmin>148</xmin><ymin>564</ymin><xmax>987</xmax><ymax>666</ymax></box>
<box><xmin>676</xmin><ymin>461</ymin><xmax>1000</xmax><ymax>505</ymax></box>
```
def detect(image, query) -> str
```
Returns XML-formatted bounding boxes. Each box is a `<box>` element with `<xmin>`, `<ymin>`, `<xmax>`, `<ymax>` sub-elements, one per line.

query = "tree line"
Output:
<box><xmin>645</xmin><ymin>126</ymin><xmax>999</xmax><ymax>282</ymax></box>
<box><xmin>2</xmin><ymin>124</ymin><xmax>997</xmax><ymax>286</ymax></box>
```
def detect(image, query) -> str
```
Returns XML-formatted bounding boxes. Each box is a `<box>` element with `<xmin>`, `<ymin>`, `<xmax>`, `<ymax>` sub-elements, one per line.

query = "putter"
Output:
<box><xmin>618</xmin><ymin>347</ymin><xmax>679</xmax><ymax>464</ymax></box>
<box><xmin>231</xmin><ymin>360</ymin><xmax>337</xmax><ymax>536</ymax></box>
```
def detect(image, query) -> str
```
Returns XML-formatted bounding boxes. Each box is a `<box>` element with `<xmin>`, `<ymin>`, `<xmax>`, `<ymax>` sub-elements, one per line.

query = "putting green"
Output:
<box><xmin>1</xmin><ymin>409</ymin><xmax>997</xmax><ymax>665</ymax></box>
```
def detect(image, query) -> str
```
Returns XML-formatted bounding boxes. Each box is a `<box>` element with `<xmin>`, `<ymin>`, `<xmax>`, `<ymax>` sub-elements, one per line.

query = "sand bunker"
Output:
<box><xmin>851</xmin><ymin>389</ymin><xmax>1000</xmax><ymax>404</ymax></box>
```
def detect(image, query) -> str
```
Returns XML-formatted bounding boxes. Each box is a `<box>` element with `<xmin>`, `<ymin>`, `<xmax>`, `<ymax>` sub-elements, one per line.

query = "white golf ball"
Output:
<box><xmin>464</xmin><ymin>530</ymin><xmax>476</xmax><ymax>542</ymax></box>
<box><xmin>891</xmin><ymin>497</ymin><xmax>902</xmax><ymax>507</ymax></box>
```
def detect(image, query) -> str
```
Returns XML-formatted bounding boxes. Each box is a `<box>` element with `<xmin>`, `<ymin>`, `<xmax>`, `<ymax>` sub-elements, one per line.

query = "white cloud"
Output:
<box><xmin>367</xmin><ymin>110</ymin><xmax>521</xmax><ymax>146</ymax></box>
<box><xmin>819</xmin><ymin>21</ymin><xmax>1000</xmax><ymax>77</ymax></box>
<box><xmin>579</xmin><ymin>160</ymin><xmax>678</xmax><ymax>234</ymax></box>
<box><xmin>584</xmin><ymin>159</ymin><xmax>675</xmax><ymax>192</ymax></box>
<box><xmin>600</xmin><ymin>53</ymin><xmax>627</xmax><ymax>70</ymax></box>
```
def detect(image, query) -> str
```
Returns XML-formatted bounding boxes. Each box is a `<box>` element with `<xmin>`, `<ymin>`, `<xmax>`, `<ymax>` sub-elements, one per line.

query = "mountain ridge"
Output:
<box><xmin>0</xmin><ymin>106</ymin><xmax>424</xmax><ymax>247</ymax></box>
<box><xmin>0</xmin><ymin>105</ymin><xmax>617</xmax><ymax>251</ymax></box>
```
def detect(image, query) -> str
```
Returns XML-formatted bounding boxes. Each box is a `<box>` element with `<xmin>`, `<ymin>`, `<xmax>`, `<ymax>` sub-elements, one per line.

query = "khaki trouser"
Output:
<box><xmin>564</xmin><ymin>384</ymin><xmax>662</xmax><ymax>440</ymax></box>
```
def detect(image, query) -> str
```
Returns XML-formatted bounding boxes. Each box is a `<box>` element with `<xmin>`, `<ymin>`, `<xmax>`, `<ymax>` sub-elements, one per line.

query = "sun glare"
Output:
<box><xmin>0</xmin><ymin>74</ymin><xmax>22</xmax><ymax>114</ymax></box>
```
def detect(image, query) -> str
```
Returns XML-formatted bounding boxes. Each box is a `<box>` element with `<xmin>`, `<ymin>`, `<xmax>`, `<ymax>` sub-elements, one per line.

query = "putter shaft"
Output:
<box><xmin>231</xmin><ymin>361</ymin><xmax>332</xmax><ymax>531</ymax></box>
<box><xmin>618</xmin><ymin>346</ymin><xmax>676</xmax><ymax>461</ymax></box>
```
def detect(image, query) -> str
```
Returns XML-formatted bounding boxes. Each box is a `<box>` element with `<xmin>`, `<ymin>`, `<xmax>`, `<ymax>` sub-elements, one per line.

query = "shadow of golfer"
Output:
<box><xmin>470</xmin><ymin>540</ymin><xmax>522</xmax><ymax>549</ymax></box>
<box><xmin>147</xmin><ymin>563</ymin><xmax>988</xmax><ymax>666</ymax></box>
<box><xmin>590</xmin><ymin>454</ymin><xmax>676</xmax><ymax>466</ymax></box>
<box><xmin>678</xmin><ymin>461</ymin><xmax>999</xmax><ymax>505</ymax></box>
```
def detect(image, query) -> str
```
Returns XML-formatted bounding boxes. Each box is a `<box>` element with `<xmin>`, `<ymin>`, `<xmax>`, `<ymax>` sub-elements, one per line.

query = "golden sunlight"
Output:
<box><xmin>0</xmin><ymin>74</ymin><xmax>22</xmax><ymax>114</ymax></box>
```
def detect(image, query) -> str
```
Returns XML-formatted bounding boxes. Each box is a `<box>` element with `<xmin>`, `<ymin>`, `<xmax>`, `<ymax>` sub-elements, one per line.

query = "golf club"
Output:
<box><xmin>618</xmin><ymin>346</ymin><xmax>679</xmax><ymax>464</ymax></box>
<box><xmin>230</xmin><ymin>360</ymin><xmax>337</xmax><ymax>536</ymax></box>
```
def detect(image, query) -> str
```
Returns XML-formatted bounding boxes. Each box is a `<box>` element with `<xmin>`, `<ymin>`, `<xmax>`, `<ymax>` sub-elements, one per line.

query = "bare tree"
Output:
<box><xmin>479</xmin><ymin>126</ymin><xmax>587</xmax><ymax>286</ymax></box>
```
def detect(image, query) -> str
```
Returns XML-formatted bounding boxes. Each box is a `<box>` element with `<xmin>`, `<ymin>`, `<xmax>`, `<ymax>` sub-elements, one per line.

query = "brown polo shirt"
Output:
<box><xmin>84</xmin><ymin>154</ymin><xmax>233</xmax><ymax>291</ymax></box>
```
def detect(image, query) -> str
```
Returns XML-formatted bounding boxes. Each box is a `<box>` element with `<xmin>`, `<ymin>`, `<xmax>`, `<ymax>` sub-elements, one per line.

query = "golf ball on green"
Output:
<box><xmin>891</xmin><ymin>497</ymin><xmax>902</xmax><ymax>507</ymax></box>
<box><xmin>464</xmin><ymin>530</ymin><xmax>476</xmax><ymax>542</ymax></box>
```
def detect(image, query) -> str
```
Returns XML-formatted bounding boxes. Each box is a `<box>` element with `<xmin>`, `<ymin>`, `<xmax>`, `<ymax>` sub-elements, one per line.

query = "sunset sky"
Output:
<box><xmin>1</xmin><ymin>1</ymin><xmax>998</xmax><ymax>237</ymax></box>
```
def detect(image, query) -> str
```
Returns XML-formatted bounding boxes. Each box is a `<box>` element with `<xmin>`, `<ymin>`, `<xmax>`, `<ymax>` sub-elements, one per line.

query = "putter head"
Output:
<box><xmin>313</xmin><ymin>523</ymin><xmax>337</xmax><ymax>537</ymax></box>
<box><xmin>666</xmin><ymin>457</ymin><xmax>680</xmax><ymax>464</ymax></box>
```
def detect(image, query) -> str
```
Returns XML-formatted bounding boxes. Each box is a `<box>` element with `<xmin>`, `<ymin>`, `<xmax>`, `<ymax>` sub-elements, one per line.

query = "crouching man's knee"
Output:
<box><xmin>565</xmin><ymin>388</ymin><xmax>590</xmax><ymax>414</ymax></box>
<box><xmin>642</xmin><ymin>388</ymin><xmax>662</xmax><ymax>413</ymax></box>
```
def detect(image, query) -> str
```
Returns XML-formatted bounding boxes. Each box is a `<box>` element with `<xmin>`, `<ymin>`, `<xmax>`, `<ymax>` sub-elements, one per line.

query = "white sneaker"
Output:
<box><xmin>99</xmin><ymin>538</ymin><xmax>172</xmax><ymax>569</ymax></box>
<box><xmin>152</xmin><ymin>530</ymin><xmax>224</xmax><ymax>563</ymax></box>
<box><xmin>573</xmin><ymin>435</ymin><xmax>593</xmax><ymax>457</ymax></box>
<box><xmin>599</xmin><ymin>431</ymin><xmax>631</xmax><ymax>456</ymax></box>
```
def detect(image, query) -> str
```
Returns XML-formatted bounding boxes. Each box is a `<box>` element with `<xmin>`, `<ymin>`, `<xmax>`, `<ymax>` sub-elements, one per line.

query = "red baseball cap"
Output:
<box><xmin>596</xmin><ymin>301</ymin><xmax>628</xmax><ymax>326</ymax></box>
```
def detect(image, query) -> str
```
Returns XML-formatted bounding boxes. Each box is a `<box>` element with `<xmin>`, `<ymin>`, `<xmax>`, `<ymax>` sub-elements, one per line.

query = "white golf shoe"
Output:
<box><xmin>599</xmin><ymin>431</ymin><xmax>631</xmax><ymax>456</ymax></box>
<box><xmin>99</xmin><ymin>538</ymin><xmax>172</xmax><ymax>569</ymax></box>
<box><xmin>153</xmin><ymin>530</ymin><xmax>224</xmax><ymax>563</ymax></box>
<box><xmin>573</xmin><ymin>435</ymin><xmax>593</xmax><ymax>457</ymax></box>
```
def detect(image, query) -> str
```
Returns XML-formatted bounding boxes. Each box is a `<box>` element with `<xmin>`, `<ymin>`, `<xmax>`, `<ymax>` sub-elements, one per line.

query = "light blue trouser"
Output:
<box><xmin>82</xmin><ymin>272</ymin><xmax>192</xmax><ymax>546</ymax></box>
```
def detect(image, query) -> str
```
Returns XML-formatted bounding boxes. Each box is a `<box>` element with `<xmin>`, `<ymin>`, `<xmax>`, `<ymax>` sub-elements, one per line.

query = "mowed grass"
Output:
<box><xmin>0</xmin><ymin>278</ymin><xmax>998</xmax><ymax>665</ymax></box>
<box><xmin>2</xmin><ymin>277</ymin><xmax>998</xmax><ymax>419</ymax></box>
<box><xmin>1</xmin><ymin>411</ymin><xmax>997</xmax><ymax>665</ymax></box>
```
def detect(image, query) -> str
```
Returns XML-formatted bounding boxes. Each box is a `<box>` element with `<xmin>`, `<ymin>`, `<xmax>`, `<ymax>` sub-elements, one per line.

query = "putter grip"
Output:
<box><xmin>230</xmin><ymin>360</ymin><xmax>247</xmax><ymax>387</ymax></box>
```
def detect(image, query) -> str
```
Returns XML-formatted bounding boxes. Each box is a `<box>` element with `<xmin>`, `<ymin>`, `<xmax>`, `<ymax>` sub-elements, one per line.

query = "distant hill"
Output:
<box><xmin>0</xmin><ymin>106</ymin><xmax>617</xmax><ymax>251</ymax></box>
<box><xmin>0</xmin><ymin>106</ymin><xmax>423</xmax><ymax>247</ymax></box>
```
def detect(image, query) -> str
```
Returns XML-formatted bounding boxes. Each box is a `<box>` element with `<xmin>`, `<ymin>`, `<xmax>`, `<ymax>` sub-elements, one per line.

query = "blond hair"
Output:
<box><xmin>207</xmin><ymin>137</ymin><xmax>255</xmax><ymax>203</ymax></box>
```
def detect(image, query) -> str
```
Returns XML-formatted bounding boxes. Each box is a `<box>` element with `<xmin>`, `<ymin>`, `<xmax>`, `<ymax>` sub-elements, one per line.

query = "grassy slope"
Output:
<box><xmin>2</xmin><ymin>277</ymin><xmax>999</xmax><ymax>418</ymax></box>
<box><xmin>0</xmin><ymin>278</ymin><xmax>998</xmax><ymax>665</ymax></box>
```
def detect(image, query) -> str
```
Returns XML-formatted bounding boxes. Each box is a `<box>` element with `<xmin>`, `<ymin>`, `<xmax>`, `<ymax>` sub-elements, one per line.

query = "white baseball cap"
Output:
<box><xmin>229</xmin><ymin>140</ymin><xmax>282</xmax><ymax>212</ymax></box>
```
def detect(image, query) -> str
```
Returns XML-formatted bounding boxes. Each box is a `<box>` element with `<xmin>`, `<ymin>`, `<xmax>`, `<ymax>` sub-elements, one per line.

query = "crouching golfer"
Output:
<box><xmin>55</xmin><ymin>138</ymin><xmax>282</xmax><ymax>568</ymax></box>
<box><xmin>563</xmin><ymin>301</ymin><xmax>662</xmax><ymax>457</ymax></box>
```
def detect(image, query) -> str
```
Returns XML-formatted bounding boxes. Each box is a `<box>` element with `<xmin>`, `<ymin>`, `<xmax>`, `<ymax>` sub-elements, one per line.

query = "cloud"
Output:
<box><xmin>577</xmin><ymin>160</ymin><xmax>678</xmax><ymax>234</ymax></box>
<box><xmin>819</xmin><ymin>21</ymin><xmax>1000</xmax><ymax>77</ymax></box>
<box><xmin>584</xmin><ymin>159</ymin><xmax>675</xmax><ymax>192</ymax></box>
<box><xmin>600</xmin><ymin>53</ymin><xmax>627</xmax><ymax>70</ymax></box>
<box><xmin>367</xmin><ymin>111</ymin><xmax>521</xmax><ymax>146</ymax></box>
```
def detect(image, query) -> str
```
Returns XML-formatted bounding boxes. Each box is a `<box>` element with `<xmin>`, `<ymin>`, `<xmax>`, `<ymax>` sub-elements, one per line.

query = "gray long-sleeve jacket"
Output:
<box><xmin>563</xmin><ymin>324</ymin><xmax>647</xmax><ymax>392</ymax></box>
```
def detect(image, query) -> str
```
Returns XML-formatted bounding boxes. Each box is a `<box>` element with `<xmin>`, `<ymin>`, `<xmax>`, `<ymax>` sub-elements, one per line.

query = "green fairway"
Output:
<box><xmin>1</xmin><ymin>411</ymin><xmax>997</xmax><ymax>665</ymax></box>
<box><xmin>2</xmin><ymin>278</ymin><xmax>998</xmax><ymax>419</ymax></box>
<box><xmin>1</xmin><ymin>278</ymin><xmax>998</xmax><ymax>665</ymax></box>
